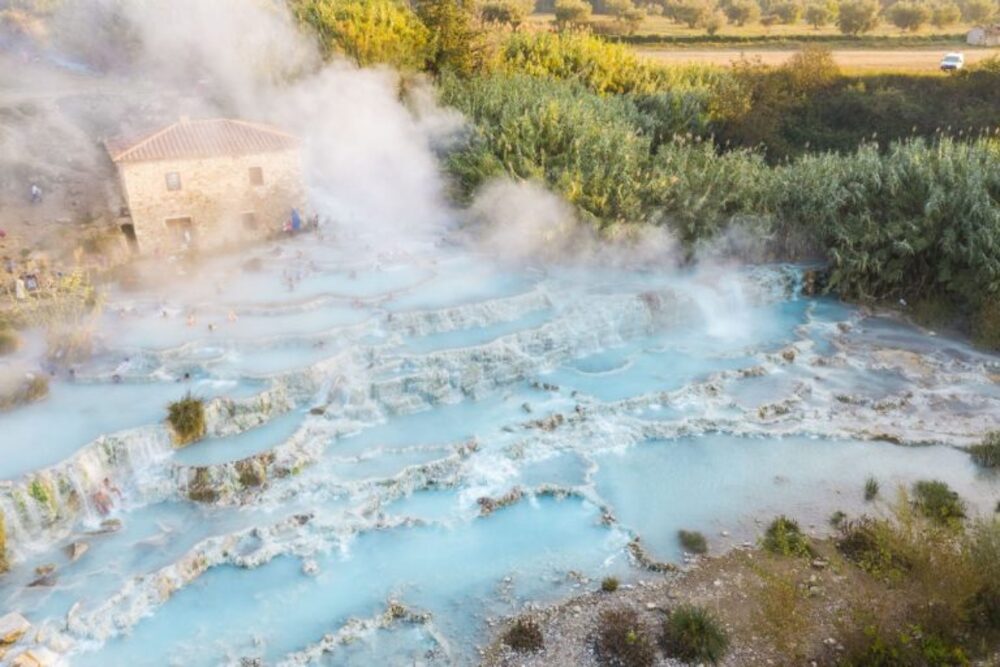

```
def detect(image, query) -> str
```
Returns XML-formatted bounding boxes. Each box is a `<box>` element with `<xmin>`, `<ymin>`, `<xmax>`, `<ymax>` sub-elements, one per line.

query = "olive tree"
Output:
<box><xmin>804</xmin><ymin>0</ymin><xmax>836</xmax><ymax>26</ymax></box>
<box><xmin>836</xmin><ymin>0</ymin><xmax>879</xmax><ymax>33</ymax></box>
<box><xmin>930</xmin><ymin>1</ymin><xmax>961</xmax><ymax>25</ymax></box>
<box><xmin>725</xmin><ymin>0</ymin><xmax>762</xmax><ymax>24</ymax></box>
<box><xmin>553</xmin><ymin>0</ymin><xmax>593</xmax><ymax>26</ymax></box>
<box><xmin>888</xmin><ymin>1</ymin><xmax>931</xmax><ymax>31</ymax></box>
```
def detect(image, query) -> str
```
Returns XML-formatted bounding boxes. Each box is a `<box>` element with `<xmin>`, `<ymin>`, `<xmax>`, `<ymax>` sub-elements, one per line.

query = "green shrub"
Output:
<box><xmin>595</xmin><ymin>607</ymin><xmax>656</xmax><ymax>667</ymax></box>
<box><xmin>167</xmin><ymin>393</ymin><xmax>206</xmax><ymax>446</ymax></box>
<box><xmin>502</xmin><ymin>616</ymin><xmax>544</xmax><ymax>653</ymax></box>
<box><xmin>972</xmin><ymin>297</ymin><xmax>1000</xmax><ymax>350</ymax></box>
<box><xmin>415</xmin><ymin>0</ymin><xmax>485</xmax><ymax>77</ymax></box>
<box><xmin>967</xmin><ymin>518</ymin><xmax>1000</xmax><ymax>632</ymax></box>
<box><xmin>969</xmin><ymin>432</ymin><xmax>1000</xmax><ymax>468</ymax></box>
<box><xmin>441</xmin><ymin>73</ymin><xmax>652</xmax><ymax>226</ymax></box>
<box><xmin>292</xmin><ymin>0</ymin><xmax>430</xmax><ymax>70</ymax></box>
<box><xmin>836</xmin><ymin>517</ymin><xmax>912</xmax><ymax>580</ymax></box>
<box><xmin>602</xmin><ymin>576</ymin><xmax>620</xmax><ymax>592</ymax></box>
<box><xmin>865</xmin><ymin>476</ymin><xmax>880</xmax><ymax>501</ymax></box>
<box><xmin>762</xmin><ymin>515</ymin><xmax>812</xmax><ymax>557</ymax></box>
<box><xmin>678</xmin><ymin>529</ymin><xmax>708</xmax><ymax>555</ymax></box>
<box><xmin>662</xmin><ymin>604</ymin><xmax>729</xmax><ymax>664</ymax></box>
<box><xmin>839</xmin><ymin>623</ymin><xmax>969</xmax><ymax>666</ymax></box>
<box><xmin>830</xmin><ymin>510</ymin><xmax>847</xmax><ymax>527</ymax></box>
<box><xmin>912</xmin><ymin>480</ymin><xmax>966</xmax><ymax>526</ymax></box>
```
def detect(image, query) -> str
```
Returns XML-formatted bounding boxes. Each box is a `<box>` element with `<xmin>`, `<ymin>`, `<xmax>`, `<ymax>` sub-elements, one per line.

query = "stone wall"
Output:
<box><xmin>117</xmin><ymin>149</ymin><xmax>305</xmax><ymax>254</ymax></box>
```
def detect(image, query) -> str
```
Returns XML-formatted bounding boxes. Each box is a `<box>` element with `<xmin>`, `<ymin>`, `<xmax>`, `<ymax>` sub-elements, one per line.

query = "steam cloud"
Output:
<box><xmin>2</xmin><ymin>0</ymin><xmax>457</xmax><ymax>241</ymax></box>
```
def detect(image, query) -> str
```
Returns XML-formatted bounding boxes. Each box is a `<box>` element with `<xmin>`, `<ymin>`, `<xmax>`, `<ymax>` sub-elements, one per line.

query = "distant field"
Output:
<box><xmin>527</xmin><ymin>12</ymin><xmax>978</xmax><ymax>42</ymax></box>
<box><xmin>640</xmin><ymin>47</ymin><xmax>1000</xmax><ymax>71</ymax></box>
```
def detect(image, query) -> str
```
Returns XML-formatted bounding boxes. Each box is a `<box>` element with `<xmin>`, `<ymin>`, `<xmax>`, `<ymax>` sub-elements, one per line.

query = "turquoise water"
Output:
<box><xmin>1</xmin><ymin>239</ymin><xmax>998</xmax><ymax>665</ymax></box>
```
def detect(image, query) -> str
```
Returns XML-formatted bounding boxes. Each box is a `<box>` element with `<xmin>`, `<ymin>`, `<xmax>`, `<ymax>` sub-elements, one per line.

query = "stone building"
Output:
<box><xmin>107</xmin><ymin>118</ymin><xmax>305</xmax><ymax>253</ymax></box>
<box><xmin>967</xmin><ymin>25</ymin><xmax>1000</xmax><ymax>46</ymax></box>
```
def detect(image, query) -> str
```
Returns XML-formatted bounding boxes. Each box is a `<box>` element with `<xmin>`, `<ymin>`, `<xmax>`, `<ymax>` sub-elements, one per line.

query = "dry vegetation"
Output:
<box><xmin>484</xmin><ymin>488</ymin><xmax>1000</xmax><ymax>666</ymax></box>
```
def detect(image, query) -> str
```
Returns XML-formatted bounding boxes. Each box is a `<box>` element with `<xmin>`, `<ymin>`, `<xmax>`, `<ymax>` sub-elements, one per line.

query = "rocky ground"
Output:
<box><xmin>480</xmin><ymin>536</ymin><xmax>999</xmax><ymax>667</ymax></box>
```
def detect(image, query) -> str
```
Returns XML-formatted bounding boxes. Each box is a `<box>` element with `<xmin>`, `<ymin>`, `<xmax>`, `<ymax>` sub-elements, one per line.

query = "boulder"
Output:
<box><xmin>0</xmin><ymin>612</ymin><xmax>31</xmax><ymax>645</ymax></box>
<box><xmin>66</xmin><ymin>541</ymin><xmax>89</xmax><ymax>562</ymax></box>
<box><xmin>12</xmin><ymin>647</ymin><xmax>59</xmax><ymax>667</ymax></box>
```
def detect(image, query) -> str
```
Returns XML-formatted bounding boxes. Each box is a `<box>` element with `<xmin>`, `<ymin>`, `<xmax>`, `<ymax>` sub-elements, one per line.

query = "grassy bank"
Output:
<box><xmin>485</xmin><ymin>486</ymin><xmax>1000</xmax><ymax>666</ymax></box>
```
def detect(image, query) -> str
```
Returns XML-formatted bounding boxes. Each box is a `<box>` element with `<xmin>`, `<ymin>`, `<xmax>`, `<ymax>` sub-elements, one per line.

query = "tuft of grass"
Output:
<box><xmin>829</xmin><ymin>510</ymin><xmax>847</xmax><ymax>528</ymax></box>
<box><xmin>969</xmin><ymin>432</ymin><xmax>1000</xmax><ymax>468</ymax></box>
<box><xmin>0</xmin><ymin>327</ymin><xmax>19</xmax><ymax>356</ymax></box>
<box><xmin>678</xmin><ymin>529</ymin><xmax>708</xmax><ymax>555</ymax></box>
<box><xmin>912</xmin><ymin>480</ymin><xmax>966</xmax><ymax>525</ymax></box>
<box><xmin>595</xmin><ymin>607</ymin><xmax>656</xmax><ymax>667</ymax></box>
<box><xmin>0</xmin><ymin>510</ymin><xmax>7</xmax><ymax>573</ymax></box>
<box><xmin>663</xmin><ymin>604</ymin><xmax>729</xmax><ymax>664</ymax></box>
<box><xmin>167</xmin><ymin>392</ymin><xmax>206</xmax><ymax>446</ymax></box>
<box><xmin>602</xmin><ymin>576</ymin><xmax>620</xmax><ymax>592</ymax></box>
<box><xmin>0</xmin><ymin>373</ymin><xmax>50</xmax><ymax>412</ymax></box>
<box><xmin>761</xmin><ymin>515</ymin><xmax>812</xmax><ymax>558</ymax></box>
<box><xmin>752</xmin><ymin>565</ymin><xmax>809</xmax><ymax>658</ymax></box>
<box><xmin>967</xmin><ymin>518</ymin><xmax>1000</xmax><ymax>633</ymax></box>
<box><xmin>864</xmin><ymin>475</ymin><xmax>880</xmax><ymax>501</ymax></box>
<box><xmin>502</xmin><ymin>616</ymin><xmax>544</xmax><ymax>653</ymax></box>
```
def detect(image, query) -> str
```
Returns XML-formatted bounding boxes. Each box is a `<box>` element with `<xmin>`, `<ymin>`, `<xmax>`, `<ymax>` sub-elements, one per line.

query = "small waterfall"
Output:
<box><xmin>0</xmin><ymin>427</ymin><xmax>176</xmax><ymax>560</ymax></box>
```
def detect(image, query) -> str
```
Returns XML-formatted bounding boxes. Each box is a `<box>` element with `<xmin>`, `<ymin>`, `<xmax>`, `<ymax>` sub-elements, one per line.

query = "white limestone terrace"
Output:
<box><xmin>0</xmin><ymin>234</ymin><xmax>998</xmax><ymax>666</ymax></box>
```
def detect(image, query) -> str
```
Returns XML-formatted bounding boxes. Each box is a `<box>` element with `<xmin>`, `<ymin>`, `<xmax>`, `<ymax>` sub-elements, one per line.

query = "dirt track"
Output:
<box><xmin>641</xmin><ymin>47</ymin><xmax>1000</xmax><ymax>71</ymax></box>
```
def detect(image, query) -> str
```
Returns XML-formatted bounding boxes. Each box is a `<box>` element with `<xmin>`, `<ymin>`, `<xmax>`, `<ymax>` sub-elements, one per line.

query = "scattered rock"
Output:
<box><xmin>28</xmin><ymin>574</ymin><xmax>56</xmax><ymax>588</ymax></box>
<box><xmin>34</xmin><ymin>564</ymin><xmax>55</xmax><ymax>577</ymax></box>
<box><xmin>98</xmin><ymin>518</ymin><xmax>122</xmax><ymax>534</ymax></box>
<box><xmin>302</xmin><ymin>559</ymin><xmax>319</xmax><ymax>577</ymax></box>
<box><xmin>66</xmin><ymin>541</ymin><xmax>89</xmax><ymax>562</ymax></box>
<box><xmin>12</xmin><ymin>647</ymin><xmax>59</xmax><ymax>667</ymax></box>
<box><xmin>526</xmin><ymin>413</ymin><xmax>565</xmax><ymax>432</ymax></box>
<box><xmin>0</xmin><ymin>612</ymin><xmax>30</xmax><ymax>645</ymax></box>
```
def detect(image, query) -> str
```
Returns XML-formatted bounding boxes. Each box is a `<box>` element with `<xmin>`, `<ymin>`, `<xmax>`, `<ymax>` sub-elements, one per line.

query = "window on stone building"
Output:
<box><xmin>241</xmin><ymin>212</ymin><xmax>258</xmax><ymax>230</ymax></box>
<box><xmin>165</xmin><ymin>172</ymin><xmax>182</xmax><ymax>191</ymax></box>
<box><xmin>248</xmin><ymin>167</ymin><xmax>264</xmax><ymax>186</ymax></box>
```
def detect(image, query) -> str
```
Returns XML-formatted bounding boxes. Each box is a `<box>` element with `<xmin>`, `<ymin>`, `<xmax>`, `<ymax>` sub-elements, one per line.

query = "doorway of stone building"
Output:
<box><xmin>120</xmin><ymin>223</ymin><xmax>139</xmax><ymax>253</ymax></box>
<box><xmin>165</xmin><ymin>216</ymin><xmax>195</xmax><ymax>248</ymax></box>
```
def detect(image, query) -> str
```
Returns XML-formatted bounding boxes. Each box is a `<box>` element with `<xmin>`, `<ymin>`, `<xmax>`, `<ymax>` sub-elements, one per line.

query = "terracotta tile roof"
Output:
<box><xmin>107</xmin><ymin>118</ymin><xmax>299</xmax><ymax>163</ymax></box>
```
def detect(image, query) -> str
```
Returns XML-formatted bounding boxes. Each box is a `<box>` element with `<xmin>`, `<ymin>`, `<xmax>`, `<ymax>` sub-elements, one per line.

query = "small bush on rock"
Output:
<box><xmin>762</xmin><ymin>515</ymin><xmax>812</xmax><ymax>557</ymax></box>
<box><xmin>678</xmin><ymin>529</ymin><xmax>708</xmax><ymax>554</ymax></box>
<box><xmin>602</xmin><ymin>576</ymin><xmax>620</xmax><ymax>592</ymax></box>
<box><xmin>595</xmin><ymin>607</ymin><xmax>656</xmax><ymax>667</ymax></box>
<box><xmin>663</xmin><ymin>604</ymin><xmax>729</xmax><ymax>664</ymax></box>
<box><xmin>167</xmin><ymin>392</ymin><xmax>206</xmax><ymax>446</ymax></box>
<box><xmin>969</xmin><ymin>432</ymin><xmax>1000</xmax><ymax>468</ymax></box>
<box><xmin>912</xmin><ymin>480</ymin><xmax>966</xmax><ymax>525</ymax></box>
<box><xmin>502</xmin><ymin>616</ymin><xmax>544</xmax><ymax>653</ymax></box>
<box><xmin>864</xmin><ymin>476</ymin><xmax>879</xmax><ymax>501</ymax></box>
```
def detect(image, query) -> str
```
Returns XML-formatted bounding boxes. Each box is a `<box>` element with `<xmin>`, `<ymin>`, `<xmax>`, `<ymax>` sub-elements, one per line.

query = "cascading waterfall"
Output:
<box><xmin>0</xmin><ymin>238</ymin><xmax>997</xmax><ymax>666</ymax></box>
